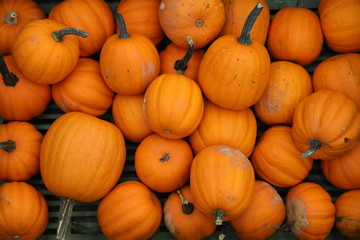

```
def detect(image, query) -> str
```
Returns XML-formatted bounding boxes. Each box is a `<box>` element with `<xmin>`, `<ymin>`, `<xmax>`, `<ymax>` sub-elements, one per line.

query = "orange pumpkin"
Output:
<box><xmin>190</xmin><ymin>145</ymin><xmax>255</xmax><ymax>225</ymax></box>
<box><xmin>285</xmin><ymin>182</ymin><xmax>336</xmax><ymax>240</ymax></box>
<box><xmin>116</xmin><ymin>0</ymin><xmax>165</xmax><ymax>46</ymax></box>
<box><xmin>198</xmin><ymin>3</ymin><xmax>270</xmax><ymax>110</ymax></box>
<box><xmin>318</xmin><ymin>0</ymin><xmax>360</xmax><ymax>53</ymax></box>
<box><xmin>97</xmin><ymin>181</ymin><xmax>162</xmax><ymax>240</ymax></box>
<box><xmin>163</xmin><ymin>185</ymin><xmax>216</xmax><ymax>240</ymax></box>
<box><xmin>12</xmin><ymin>19</ymin><xmax>88</xmax><ymax>85</ymax></box>
<box><xmin>49</xmin><ymin>0</ymin><xmax>115</xmax><ymax>57</ymax></box>
<box><xmin>100</xmin><ymin>13</ymin><xmax>160</xmax><ymax>96</ymax></box>
<box><xmin>292</xmin><ymin>90</ymin><xmax>360</xmax><ymax>160</ymax></box>
<box><xmin>230</xmin><ymin>181</ymin><xmax>286</xmax><ymax>240</ymax></box>
<box><xmin>254</xmin><ymin>61</ymin><xmax>313</xmax><ymax>125</ymax></box>
<box><xmin>0</xmin><ymin>54</ymin><xmax>51</xmax><ymax>121</ymax></box>
<box><xmin>158</xmin><ymin>0</ymin><xmax>225</xmax><ymax>49</ymax></box>
<box><xmin>0</xmin><ymin>0</ymin><xmax>45</xmax><ymax>55</ymax></box>
<box><xmin>0</xmin><ymin>181</ymin><xmax>48</xmax><ymax>240</ymax></box>
<box><xmin>52</xmin><ymin>58</ymin><xmax>114</xmax><ymax>117</ymax></box>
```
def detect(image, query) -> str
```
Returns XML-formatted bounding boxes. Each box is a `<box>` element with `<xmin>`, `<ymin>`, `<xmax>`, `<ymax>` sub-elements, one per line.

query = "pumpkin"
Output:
<box><xmin>292</xmin><ymin>90</ymin><xmax>360</xmax><ymax>160</ymax></box>
<box><xmin>254</xmin><ymin>61</ymin><xmax>313</xmax><ymax>125</ymax></box>
<box><xmin>52</xmin><ymin>58</ymin><xmax>114</xmax><ymax>117</ymax></box>
<box><xmin>12</xmin><ymin>19</ymin><xmax>88</xmax><ymax>85</ymax></box>
<box><xmin>97</xmin><ymin>181</ymin><xmax>162</xmax><ymax>240</ymax></box>
<box><xmin>0</xmin><ymin>0</ymin><xmax>45</xmax><ymax>55</ymax></box>
<box><xmin>335</xmin><ymin>189</ymin><xmax>360</xmax><ymax>240</ymax></box>
<box><xmin>0</xmin><ymin>181</ymin><xmax>48</xmax><ymax>240</ymax></box>
<box><xmin>112</xmin><ymin>93</ymin><xmax>154</xmax><ymax>143</ymax></box>
<box><xmin>190</xmin><ymin>145</ymin><xmax>255</xmax><ymax>225</ymax></box>
<box><xmin>318</xmin><ymin>0</ymin><xmax>360</xmax><ymax>53</ymax></box>
<box><xmin>0</xmin><ymin>54</ymin><xmax>51</xmax><ymax>121</ymax></box>
<box><xmin>0</xmin><ymin>121</ymin><xmax>43</xmax><ymax>181</ymax></box>
<box><xmin>189</xmin><ymin>98</ymin><xmax>257</xmax><ymax>157</ymax></box>
<box><xmin>116</xmin><ymin>0</ymin><xmax>165</xmax><ymax>46</ymax></box>
<box><xmin>163</xmin><ymin>185</ymin><xmax>216</xmax><ymax>240</ymax></box>
<box><xmin>285</xmin><ymin>182</ymin><xmax>336</xmax><ymax>240</ymax></box>
<box><xmin>49</xmin><ymin>0</ymin><xmax>115</xmax><ymax>57</ymax></box>
<box><xmin>230</xmin><ymin>181</ymin><xmax>286</xmax><ymax>240</ymax></box>
<box><xmin>266</xmin><ymin>2</ymin><xmax>323</xmax><ymax>66</ymax></box>
<box><xmin>135</xmin><ymin>133</ymin><xmax>194</xmax><ymax>193</ymax></box>
<box><xmin>312</xmin><ymin>53</ymin><xmax>360</xmax><ymax>110</ymax></box>
<box><xmin>321</xmin><ymin>140</ymin><xmax>360</xmax><ymax>190</ymax></box>
<box><xmin>251</xmin><ymin>125</ymin><xmax>313</xmax><ymax>188</ymax></box>
<box><xmin>100</xmin><ymin>12</ymin><xmax>160</xmax><ymax>96</ymax></box>
<box><xmin>40</xmin><ymin>111</ymin><xmax>126</xmax><ymax>239</ymax></box>
<box><xmin>220</xmin><ymin>0</ymin><xmax>270</xmax><ymax>45</ymax></box>
<box><xmin>198</xmin><ymin>3</ymin><xmax>270</xmax><ymax>110</ymax></box>
<box><xmin>158</xmin><ymin>0</ymin><xmax>225</xmax><ymax>49</ymax></box>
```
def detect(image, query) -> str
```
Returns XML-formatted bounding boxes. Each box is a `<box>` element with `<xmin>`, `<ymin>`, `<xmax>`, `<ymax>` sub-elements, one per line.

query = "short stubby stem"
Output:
<box><xmin>301</xmin><ymin>139</ymin><xmax>322</xmax><ymax>158</ymax></box>
<box><xmin>213</xmin><ymin>209</ymin><xmax>226</xmax><ymax>225</ymax></box>
<box><xmin>4</xmin><ymin>11</ymin><xmax>17</xmax><ymax>25</ymax></box>
<box><xmin>0</xmin><ymin>140</ymin><xmax>16</xmax><ymax>153</ymax></box>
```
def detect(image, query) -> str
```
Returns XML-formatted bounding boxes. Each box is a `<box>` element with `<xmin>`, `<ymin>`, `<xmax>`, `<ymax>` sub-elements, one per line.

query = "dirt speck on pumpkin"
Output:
<box><xmin>286</xmin><ymin>197</ymin><xmax>309</xmax><ymax>235</ymax></box>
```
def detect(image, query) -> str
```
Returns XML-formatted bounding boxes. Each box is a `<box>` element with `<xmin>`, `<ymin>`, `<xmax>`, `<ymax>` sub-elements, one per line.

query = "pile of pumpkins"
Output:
<box><xmin>0</xmin><ymin>0</ymin><xmax>359</xmax><ymax>239</ymax></box>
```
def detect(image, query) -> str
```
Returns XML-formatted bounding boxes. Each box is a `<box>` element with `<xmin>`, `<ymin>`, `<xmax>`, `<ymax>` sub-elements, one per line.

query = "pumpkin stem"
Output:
<box><xmin>176</xmin><ymin>189</ymin><xmax>194</xmax><ymax>215</ymax></box>
<box><xmin>160</xmin><ymin>153</ymin><xmax>171</xmax><ymax>162</ymax></box>
<box><xmin>4</xmin><ymin>11</ymin><xmax>17</xmax><ymax>25</ymax></box>
<box><xmin>301</xmin><ymin>139</ymin><xmax>322</xmax><ymax>158</ymax></box>
<box><xmin>56</xmin><ymin>197</ymin><xmax>76</xmax><ymax>240</ymax></box>
<box><xmin>174</xmin><ymin>36</ymin><xmax>195</xmax><ymax>75</ymax></box>
<box><xmin>237</xmin><ymin>3</ymin><xmax>264</xmax><ymax>45</ymax></box>
<box><xmin>114</xmin><ymin>12</ymin><xmax>130</xmax><ymax>39</ymax></box>
<box><xmin>213</xmin><ymin>209</ymin><xmax>226</xmax><ymax>225</ymax></box>
<box><xmin>51</xmin><ymin>28</ymin><xmax>88</xmax><ymax>42</ymax></box>
<box><xmin>0</xmin><ymin>54</ymin><xmax>19</xmax><ymax>87</ymax></box>
<box><xmin>0</xmin><ymin>140</ymin><xmax>16</xmax><ymax>153</ymax></box>
<box><xmin>219</xmin><ymin>233</ymin><xmax>226</xmax><ymax>240</ymax></box>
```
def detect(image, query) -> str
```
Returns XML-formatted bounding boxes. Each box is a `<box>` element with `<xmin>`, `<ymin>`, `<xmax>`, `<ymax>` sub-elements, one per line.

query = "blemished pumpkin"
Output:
<box><xmin>12</xmin><ymin>19</ymin><xmax>88</xmax><ymax>85</ymax></box>
<box><xmin>335</xmin><ymin>189</ymin><xmax>360</xmax><ymax>240</ymax></box>
<box><xmin>198</xmin><ymin>3</ymin><xmax>270</xmax><ymax>110</ymax></box>
<box><xmin>158</xmin><ymin>0</ymin><xmax>225</xmax><ymax>49</ymax></box>
<box><xmin>100</xmin><ymin>12</ymin><xmax>160</xmax><ymax>96</ymax></box>
<box><xmin>0</xmin><ymin>181</ymin><xmax>48</xmax><ymax>240</ymax></box>
<box><xmin>116</xmin><ymin>0</ymin><xmax>165</xmax><ymax>46</ymax></box>
<box><xmin>230</xmin><ymin>181</ymin><xmax>286</xmax><ymax>240</ymax></box>
<box><xmin>292</xmin><ymin>90</ymin><xmax>360</xmax><ymax>160</ymax></box>
<box><xmin>254</xmin><ymin>61</ymin><xmax>313</xmax><ymax>125</ymax></box>
<box><xmin>0</xmin><ymin>0</ymin><xmax>45</xmax><ymax>55</ymax></box>
<box><xmin>97</xmin><ymin>181</ymin><xmax>162</xmax><ymax>240</ymax></box>
<box><xmin>0</xmin><ymin>54</ymin><xmax>51</xmax><ymax>121</ymax></box>
<box><xmin>190</xmin><ymin>145</ymin><xmax>255</xmax><ymax>225</ymax></box>
<box><xmin>285</xmin><ymin>182</ymin><xmax>336</xmax><ymax>240</ymax></box>
<box><xmin>52</xmin><ymin>58</ymin><xmax>114</xmax><ymax>117</ymax></box>
<box><xmin>163</xmin><ymin>185</ymin><xmax>217</xmax><ymax>240</ymax></box>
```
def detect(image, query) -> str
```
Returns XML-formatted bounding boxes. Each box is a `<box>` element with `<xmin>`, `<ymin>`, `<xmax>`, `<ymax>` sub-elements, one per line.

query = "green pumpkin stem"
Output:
<box><xmin>4</xmin><ymin>11</ymin><xmax>17</xmax><ymax>25</ymax></box>
<box><xmin>174</xmin><ymin>36</ymin><xmax>195</xmax><ymax>75</ymax></box>
<box><xmin>0</xmin><ymin>54</ymin><xmax>19</xmax><ymax>87</ymax></box>
<box><xmin>115</xmin><ymin>12</ymin><xmax>130</xmax><ymax>39</ymax></box>
<box><xmin>214</xmin><ymin>209</ymin><xmax>226</xmax><ymax>225</ymax></box>
<box><xmin>176</xmin><ymin>189</ymin><xmax>194</xmax><ymax>215</ymax></box>
<box><xmin>51</xmin><ymin>28</ymin><xmax>88</xmax><ymax>42</ymax></box>
<box><xmin>0</xmin><ymin>140</ymin><xmax>16</xmax><ymax>153</ymax></box>
<box><xmin>56</xmin><ymin>197</ymin><xmax>76</xmax><ymax>240</ymax></box>
<box><xmin>301</xmin><ymin>139</ymin><xmax>322</xmax><ymax>158</ymax></box>
<box><xmin>237</xmin><ymin>3</ymin><xmax>264</xmax><ymax>45</ymax></box>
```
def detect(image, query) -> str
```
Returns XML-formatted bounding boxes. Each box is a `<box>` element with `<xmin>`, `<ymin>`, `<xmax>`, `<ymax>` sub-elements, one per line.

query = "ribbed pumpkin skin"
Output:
<box><xmin>285</xmin><ymin>182</ymin><xmax>336</xmax><ymax>240</ymax></box>
<box><xmin>190</xmin><ymin>145</ymin><xmax>255</xmax><ymax>223</ymax></box>
<box><xmin>254</xmin><ymin>61</ymin><xmax>313</xmax><ymax>125</ymax></box>
<box><xmin>335</xmin><ymin>189</ymin><xmax>360</xmax><ymax>240</ymax></box>
<box><xmin>189</xmin><ymin>99</ymin><xmax>257</xmax><ymax>157</ymax></box>
<box><xmin>49</xmin><ymin>0</ymin><xmax>115</xmax><ymax>57</ymax></box>
<box><xmin>143</xmin><ymin>73</ymin><xmax>204</xmax><ymax>139</ymax></box>
<box><xmin>230</xmin><ymin>181</ymin><xmax>286</xmax><ymax>240</ymax></box>
<box><xmin>0</xmin><ymin>121</ymin><xmax>43</xmax><ymax>181</ymax></box>
<box><xmin>0</xmin><ymin>55</ymin><xmax>51</xmax><ymax>121</ymax></box>
<box><xmin>251</xmin><ymin>126</ymin><xmax>313</xmax><ymax>188</ymax></box>
<box><xmin>40</xmin><ymin>112</ymin><xmax>126</xmax><ymax>202</ymax></box>
<box><xmin>292</xmin><ymin>90</ymin><xmax>360</xmax><ymax>160</ymax></box>
<box><xmin>97</xmin><ymin>181</ymin><xmax>162</xmax><ymax>240</ymax></box>
<box><xmin>312</xmin><ymin>53</ymin><xmax>360</xmax><ymax>110</ymax></box>
<box><xmin>52</xmin><ymin>58</ymin><xmax>114</xmax><ymax>117</ymax></box>
<box><xmin>321</xmin><ymin>140</ymin><xmax>360</xmax><ymax>190</ymax></box>
<box><xmin>0</xmin><ymin>0</ymin><xmax>45</xmax><ymax>55</ymax></box>
<box><xmin>318</xmin><ymin>0</ymin><xmax>360</xmax><ymax>53</ymax></box>
<box><xmin>0</xmin><ymin>181</ymin><xmax>48</xmax><ymax>240</ymax></box>
<box><xmin>163</xmin><ymin>185</ymin><xmax>216</xmax><ymax>240</ymax></box>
